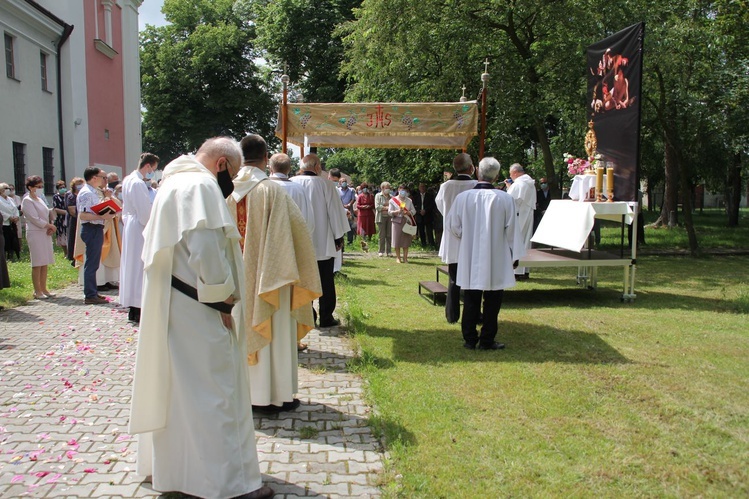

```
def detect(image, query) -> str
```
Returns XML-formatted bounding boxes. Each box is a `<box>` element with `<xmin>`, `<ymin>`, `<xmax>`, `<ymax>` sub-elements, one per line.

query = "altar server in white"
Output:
<box><xmin>436</xmin><ymin>153</ymin><xmax>478</xmax><ymax>323</ymax></box>
<box><xmin>446</xmin><ymin>157</ymin><xmax>519</xmax><ymax>350</ymax></box>
<box><xmin>506</xmin><ymin>163</ymin><xmax>536</xmax><ymax>278</ymax></box>
<box><xmin>290</xmin><ymin>154</ymin><xmax>349</xmax><ymax>328</ymax></box>
<box><xmin>228</xmin><ymin>135</ymin><xmax>320</xmax><ymax>412</ymax></box>
<box><xmin>119</xmin><ymin>152</ymin><xmax>158</xmax><ymax>323</ymax></box>
<box><xmin>268</xmin><ymin>153</ymin><xmax>315</xmax><ymax>231</ymax></box>
<box><xmin>129</xmin><ymin>137</ymin><xmax>273</xmax><ymax>499</ymax></box>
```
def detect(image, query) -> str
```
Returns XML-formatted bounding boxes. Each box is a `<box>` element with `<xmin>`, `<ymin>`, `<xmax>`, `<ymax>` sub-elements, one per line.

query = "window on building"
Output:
<box><xmin>12</xmin><ymin>142</ymin><xmax>26</xmax><ymax>192</ymax></box>
<box><xmin>43</xmin><ymin>148</ymin><xmax>55</xmax><ymax>195</ymax></box>
<box><xmin>40</xmin><ymin>52</ymin><xmax>49</xmax><ymax>91</ymax></box>
<box><xmin>4</xmin><ymin>33</ymin><xmax>15</xmax><ymax>79</ymax></box>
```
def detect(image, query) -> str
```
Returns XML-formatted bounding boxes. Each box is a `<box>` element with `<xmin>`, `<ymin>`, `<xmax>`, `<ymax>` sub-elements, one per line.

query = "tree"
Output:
<box><xmin>140</xmin><ymin>0</ymin><xmax>276</xmax><ymax>162</ymax></box>
<box><xmin>247</xmin><ymin>0</ymin><xmax>360</xmax><ymax>103</ymax></box>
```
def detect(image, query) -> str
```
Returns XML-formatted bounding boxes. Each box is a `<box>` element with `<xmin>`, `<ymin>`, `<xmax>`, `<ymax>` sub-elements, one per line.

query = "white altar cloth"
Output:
<box><xmin>531</xmin><ymin>200</ymin><xmax>634</xmax><ymax>252</ymax></box>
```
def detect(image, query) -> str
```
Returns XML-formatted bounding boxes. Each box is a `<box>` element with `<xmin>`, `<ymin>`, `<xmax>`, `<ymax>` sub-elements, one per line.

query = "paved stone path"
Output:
<box><xmin>0</xmin><ymin>285</ymin><xmax>384</xmax><ymax>498</ymax></box>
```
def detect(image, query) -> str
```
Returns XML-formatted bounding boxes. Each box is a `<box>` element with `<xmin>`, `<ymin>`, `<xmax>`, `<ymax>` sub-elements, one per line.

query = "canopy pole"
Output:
<box><xmin>281</xmin><ymin>69</ymin><xmax>289</xmax><ymax>154</ymax></box>
<box><xmin>479</xmin><ymin>59</ymin><xmax>489</xmax><ymax>160</ymax></box>
<box><xmin>460</xmin><ymin>84</ymin><xmax>468</xmax><ymax>152</ymax></box>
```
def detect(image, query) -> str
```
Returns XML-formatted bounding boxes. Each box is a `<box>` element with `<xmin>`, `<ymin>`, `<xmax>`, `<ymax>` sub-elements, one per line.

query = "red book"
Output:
<box><xmin>90</xmin><ymin>199</ymin><xmax>122</xmax><ymax>215</ymax></box>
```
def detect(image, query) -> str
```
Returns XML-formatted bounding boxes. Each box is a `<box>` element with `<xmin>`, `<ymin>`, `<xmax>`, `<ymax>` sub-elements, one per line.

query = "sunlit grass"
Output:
<box><xmin>1</xmin><ymin>245</ymin><xmax>78</xmax><ymax>308</ymax></box>
<box><xmin>338</xmin><ymin>251</ymin><xmax>749</xmax><ymax>497</ymax></box>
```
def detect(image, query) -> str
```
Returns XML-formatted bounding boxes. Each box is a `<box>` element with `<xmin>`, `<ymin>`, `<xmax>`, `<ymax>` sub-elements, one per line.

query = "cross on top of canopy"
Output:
<box><xmin>275</xmin><ymin>101</ymin><xmax>479</xmax><ymax>150</ymax></box>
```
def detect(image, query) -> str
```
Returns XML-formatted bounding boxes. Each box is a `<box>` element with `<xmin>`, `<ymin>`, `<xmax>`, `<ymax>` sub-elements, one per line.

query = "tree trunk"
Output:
<box><xmin>652</xmin><ymin>142</ymin><xmax>679</xmax><ymax>227</ymax></box>
<box><xmin>674</xmin><ymin>146</ymin><xmax>700</xmax><ymax>255</ymax></box>
<box><xmin>726</xmin><ymin>152</ymin><xmax>742</xmax><ymax>227</ymax></box>
<box><xmin>534</xmin><ymin>118</ymin><xmax>558</xmax><ymax>198</ymax></box>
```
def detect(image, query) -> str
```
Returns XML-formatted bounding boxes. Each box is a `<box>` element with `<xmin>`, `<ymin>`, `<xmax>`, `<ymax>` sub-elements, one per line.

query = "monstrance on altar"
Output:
<box><xmin>566</xmin><ymin>121</ymin><xmax>615</xmax><ymax>202</ymax></box>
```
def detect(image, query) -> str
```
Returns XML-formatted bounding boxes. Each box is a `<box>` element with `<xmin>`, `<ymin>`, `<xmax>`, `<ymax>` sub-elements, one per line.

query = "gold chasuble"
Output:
<box><xmin>227</xmin><ymin>167</ymin><xmax>322</xmax><ymax>365</ymax></box>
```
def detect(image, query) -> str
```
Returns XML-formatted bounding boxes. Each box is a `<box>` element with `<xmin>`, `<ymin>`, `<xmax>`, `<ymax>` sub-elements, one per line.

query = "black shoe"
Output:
<box><xmin>252</xmin><ymin>399</ymin><xmax>300</xmax><ymax>415</ymax></box>
<box><xmin>280</xmin><ymin>399</ymin><xmax>301</xmax><ymax>411</ymax></box>
<box><xmin>97</xmin><ymin>284</ymin><xmax>111</xmax><ymax>291</ymax></box>
<box><xmin>478</xmin><ymin>342</ymin><xmax>505</xmax><ymax>350</ymax></box>
<box><xmin>319</xmin><ymin>318</ymin><xmax>340</xmax><ymax>328</ymax></box>
<box><xmin>463</xmin><ymin>342</ymin><xmax>476</xmax><ymax>350</ymax></box>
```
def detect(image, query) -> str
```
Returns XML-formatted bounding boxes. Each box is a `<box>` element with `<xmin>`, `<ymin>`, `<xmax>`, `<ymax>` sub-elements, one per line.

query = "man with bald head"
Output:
<box><xmin>269</xmin><ymin>153</ymin><xmax>314</xmax><ymax>230</ymax></box>
<box><xmin>436</xmin><ymin>153</ymin><xmax>478</xmax><ymax>323</ymax></box>
<box><xmin>130</xmin><ymin>137</ymin><xmax>273</xmax><ymax>499</ymax></box>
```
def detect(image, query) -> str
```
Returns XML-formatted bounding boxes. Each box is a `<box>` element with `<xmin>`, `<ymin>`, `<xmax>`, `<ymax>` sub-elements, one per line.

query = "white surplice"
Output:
<box><xmin>436</xmin><ymin>177</ymin><xmax>477</xmax><ymax>264</ymax></box>
<box><xmin>129</xmin><ymin>156</ymin><xmax>262</xmax><ymax>499</ymax></box>
<box><xmin>269</xmin><ymin>173</ymin><xmax>315</xmax><ymax>233</ymax></box>
<box><xmin>290</xmin><ymin>173</ymin><xmax>349</xmax><ymax>261</ymax></box>
<box><xmin>445</xmin><ymin>186</ymin><xmax>519</xmax><ymax>291</ymax></box>
<box><xmin>119</xmin><ymin>170</ymin><xmax>152</xmax><ymax>308</ymax></box>
<box><xmin>507</xmin><ymin>173</ymin><xmax>537</xmax><ymax>275</ymax></box>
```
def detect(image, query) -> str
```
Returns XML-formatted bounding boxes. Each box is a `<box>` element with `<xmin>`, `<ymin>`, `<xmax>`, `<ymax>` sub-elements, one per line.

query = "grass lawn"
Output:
<box><xmin>337</xmin><ymin>247</ymin><xmax>748</xmax><ymax>496</ymax></box>
<box><xmin>1</xmin><ymin>246</ymin><xmax>78</xmax><ymax>309</ymax></box>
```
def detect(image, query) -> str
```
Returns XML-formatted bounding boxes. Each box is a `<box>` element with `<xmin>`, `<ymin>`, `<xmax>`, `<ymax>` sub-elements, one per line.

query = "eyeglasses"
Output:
<box><xmin>96</xmin><ymin>175</ymin><xmax>107</xmax><ymax>179</ymax></box>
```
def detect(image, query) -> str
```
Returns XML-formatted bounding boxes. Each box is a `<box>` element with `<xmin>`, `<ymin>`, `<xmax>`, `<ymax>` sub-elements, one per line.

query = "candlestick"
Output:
<box><xmin>595</xmin><ymin>168</ymin><xmax>604</xmax><ymax>202</ymax></box>
<box><xmin>606</xmin><ymin>167</ymin><xmax>614</xmax><ymax>202</ymax></box>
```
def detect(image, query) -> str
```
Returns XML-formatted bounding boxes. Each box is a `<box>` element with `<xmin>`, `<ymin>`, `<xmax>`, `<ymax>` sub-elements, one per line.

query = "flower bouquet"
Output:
<box><xmin>564</xmin><ymin>153</ymin><xmax>590</xmax><ymax>176</ymax></box>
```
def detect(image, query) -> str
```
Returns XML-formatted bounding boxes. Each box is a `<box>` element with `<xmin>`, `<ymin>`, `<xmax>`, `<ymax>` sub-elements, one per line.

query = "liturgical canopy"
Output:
<box><xmin>275</xmin><ymin>101</ymin><xmax>478</xmax><ymax>149</ymax></box>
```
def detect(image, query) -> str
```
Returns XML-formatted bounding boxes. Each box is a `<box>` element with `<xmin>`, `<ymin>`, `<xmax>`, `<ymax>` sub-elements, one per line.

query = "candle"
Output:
<box><xmin>596</xmin><ymin>168</ymin><xmax>604</xmax><ymax>197</ymax></box>
<box><xmin>606</xmin><ymin>167</ymin><xmax>614</xmax><ymax>191</ymax></box>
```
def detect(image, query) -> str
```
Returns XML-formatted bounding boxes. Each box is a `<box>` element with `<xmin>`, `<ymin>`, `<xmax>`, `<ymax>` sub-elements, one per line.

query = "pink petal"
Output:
<box><xmin>83</xmin><ymin>468</ymin><xmax>97</xmax><ymax>473</ymax></box>
<box><xmin>46</xmin><ymin>473</ymin><xmax>61</xmax><ymax>483</ymax></box>
<box><xmin>11</xmin><ymin>475</ymin><xmax>24</xmax><ymax>483</ymax></box>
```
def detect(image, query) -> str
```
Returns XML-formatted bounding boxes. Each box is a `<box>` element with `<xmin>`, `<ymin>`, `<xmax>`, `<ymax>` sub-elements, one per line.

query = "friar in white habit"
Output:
<box><xmin>129</xmin><ymin>137</ymin><xmax>273</xmax><ymax>499</ymax></box>
<box><xmin>436</xmin><ymin>153</ymin><xmax>478</xmax><ymax>324</ymax></box>
<box><xmin>446</xmin><ymin>157</ymin><xmax>523</xmax><ymax>350</ymax></box>
<box><xmin>118</xmin><ymin>152</ymin><xmax>158</xmax><ymax>323</ymax></box>
<box><xmin>506</xmin><ymin>163</ymin><xmax>536</xmax><ymax>279</ymax></box>
<box><xmin>227</xmin><ymin>134</ymin><xmax>322</xmax><ymax>413</ymax></box>
<box><xmin>268</xmin><ymin>152</ymin><xmax>315</xmax><ymax>231</ymax></box>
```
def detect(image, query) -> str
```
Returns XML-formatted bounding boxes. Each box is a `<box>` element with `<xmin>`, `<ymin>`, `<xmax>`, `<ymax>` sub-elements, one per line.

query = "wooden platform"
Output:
<box><xmin>418</xmin><ymin>280</ymin><xmax>447</xmax><ymax>305</ymax></box>
<box><xmin>518</xmin><ymin>248</ymin><xmax>632</xmax><ymax>268</ymax></box>
<box><xmin>436</xmin><ymin>265</ymin><xmax>448</xmax><ymax>283</ymax></box>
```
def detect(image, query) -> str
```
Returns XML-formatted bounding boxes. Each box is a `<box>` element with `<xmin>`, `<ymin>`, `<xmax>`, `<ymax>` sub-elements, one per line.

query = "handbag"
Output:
<box><xmin>402</xmin><ymin>221</ymin><xmax>417</xmax><ymax>236</ymax></box>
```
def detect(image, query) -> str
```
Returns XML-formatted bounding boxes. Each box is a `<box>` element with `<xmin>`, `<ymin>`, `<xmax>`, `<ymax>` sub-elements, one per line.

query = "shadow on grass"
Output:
<box><xmin>360</xmin><ymin>323</ymin><xmax>629</xmax><ymax>365</ymax></box>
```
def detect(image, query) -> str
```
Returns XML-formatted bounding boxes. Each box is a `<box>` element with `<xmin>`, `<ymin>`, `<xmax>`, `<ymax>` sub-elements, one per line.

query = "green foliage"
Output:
<box><xmin>1</xmin><ymin>246</ymin><xmax>78</xmax><ymax>308</ymax></box>
<box><xmin>140</xmin><ymin>0</ymin><xmax>276</xmax><ymax>162</ymax></box>
<box><xmin>249</xmin><ymin>0</ymin><xmax>360</xmax><ymax>103</ymax></box>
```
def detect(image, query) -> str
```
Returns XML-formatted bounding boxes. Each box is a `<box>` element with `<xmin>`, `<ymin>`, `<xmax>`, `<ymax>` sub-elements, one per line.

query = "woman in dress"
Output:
<box><xmin>355</xmin><ymin>182</ymin><xmax>376</xmax><ymax>251</ymax></box>
<box><xmin>0</xmin><ymin>183</ymin><xmax>21</xmax><ymax>261</ymax></box>
<box><xmin>374</xmin><ymin>181</ymin><xmax>393</xmax><ymax>257</ymax></box>
<box><xmin>52</xmin><ymin>180</ymin><xmax>68</xmax><ymax>254</ymax></box>
<box><xmin>0</xmin><ymin>212</ymin><xmax>9</xmax><ymax>290</ymax></box>
<box><xmin>65</xmin><ymin>177</ymin><xmax>84</xmax><ymax>262</ymax></box>
<box><xmin>388</xmin><ymin>184</ymin><xmax>416</xmax><ymax>263</ymax></box>
<box><xmin>21</xmin><ymin>176</ymin><xmax>56</xmax><ymax>299</ymax></box>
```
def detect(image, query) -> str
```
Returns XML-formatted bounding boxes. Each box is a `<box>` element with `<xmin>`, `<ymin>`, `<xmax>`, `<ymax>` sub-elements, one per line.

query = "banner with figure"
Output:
<box><xmin>587</xmin><ymin>22</ymin><xmax>644</xmax><ymax>202</ymax></box>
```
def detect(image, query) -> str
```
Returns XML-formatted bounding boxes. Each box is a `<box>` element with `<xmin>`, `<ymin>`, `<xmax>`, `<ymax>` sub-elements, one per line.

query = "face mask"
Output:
<box><xmin>217</xmin><ymin>169</ymin><xmax>234</xmax><ymax>198</ymax></box>
<box><xmin>383</xmin><ymin>189</ymin><xmax>390</xmax><ymax>195</ymax></box>
<box><xmin>75</xmin><ymin>184</ymin><xmax>84</xmax><ymax>191</ymax></box>
<box><xmin>59</xmin><ymin>188</ymin><xmax>68</xmax><ymax>194</ymax></box>
<box><xmin>341</xmin><ymin>182</ymin><xmax>348</xmax><ymax>189</ymax></box>
<box><xmin>399</xmin><ymin>190</ymin><xmax>407</xmax><ymax>197</ymax></box>
<box><xmin>145</xmin><ymin>171</ymin><xmax>155</xmax><ymax>180</ymax></box>
<box><xmin>115</xmin><ymin>192</ymin><xmax>123</xmax><ymax>201</ymax></box>
<box><xmin>541</xmin><ymin>183</ymin><xmax>548</xmax><ymax>189</ymax></box>
<box><xmin>362</xmin><ymin>188</ymin><xmax>368</xmax><ymax>193</ymax></box>
<box><xmin>108</xmin><ymin>181</ymin><xmax>119</xmax><ymax>189</ymax></box>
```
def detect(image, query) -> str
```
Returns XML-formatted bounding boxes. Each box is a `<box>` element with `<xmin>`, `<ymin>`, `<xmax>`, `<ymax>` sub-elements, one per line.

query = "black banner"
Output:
<box><xmin>587</xmin><ymin>22</ymin><xmax>644</xmax><ymax>202</ymax></box>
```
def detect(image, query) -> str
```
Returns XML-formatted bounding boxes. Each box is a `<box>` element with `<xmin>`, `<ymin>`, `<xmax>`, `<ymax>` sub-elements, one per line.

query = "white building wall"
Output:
<box><xmin>0</xmin><ymin>0</ymin><xmax>64</xmax><ymax>190</ymax></box>
<box><xmin>39</xmin><ymin>0</ymin><xmax>90</xmax><ymax>181</ymax></box>
<box><xmin>120</xmin><ymin>0</ymin><xmax>143</xmax><ymax>174</ymax></box>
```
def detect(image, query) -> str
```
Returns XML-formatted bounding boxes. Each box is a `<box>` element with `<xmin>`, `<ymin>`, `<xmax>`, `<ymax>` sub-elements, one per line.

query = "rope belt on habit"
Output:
<box><xmin>170</xmin><ymin>276</ymin><xmax>234</xmax><ymax>314</ymax></box>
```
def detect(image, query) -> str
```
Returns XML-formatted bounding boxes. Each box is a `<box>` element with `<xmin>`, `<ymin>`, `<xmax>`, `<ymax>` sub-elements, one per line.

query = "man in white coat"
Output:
<box><xmin>129</xmin><ymin>137</ymin><xmax>273</xmax><ymax>499</ymax></box>
<box><xmin>446</xmin><ymin>157</ymin><xmax>520</xmax><ymax>350</ymax></box>
<box><xmin>506</xmin><ymin>163</ymin><xmax>536</xmax><ymax>279</ymax></box>
<box><xmin>119</xmin><ymin>152</ymin><xmax>159</xmax><ymax>323</ymax></box>
<box><xmin>436</xmin><ymin>153</ymin><xmax>478</xmax><ymax>323</ymax></box>
<box><xmin>227</xmin><ymin>135</ymin><xmax>321</xmax><ymax>414</ymax></box>
<box><xmin>290</xmin><ymin>154</ymin><xmax>350</xmax><ymax>328</ymax></box>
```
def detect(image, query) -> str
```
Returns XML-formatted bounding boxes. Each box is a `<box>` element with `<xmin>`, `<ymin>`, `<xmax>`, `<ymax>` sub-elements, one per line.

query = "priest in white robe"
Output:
<box><xmin>436</xmin><ymin>153</ymin><xmax>478</xmax><ymax>323</ymax></box>
<box><xmin>506</xmin><ymin>163</ymin><xmax>536</xmax><ymax>278</ymax></box>
<box><xmin>290</xmin><ymin>154</ymin><xmax>349</xmax><ymax>328</ymax></box>
<box><xmin>118</xmin><ymin>153</ymin><xmax>158</xmax><ymax>323</ymax></box>
<box><xmin>227</xmin><ymin>135</ymin><xmax>321</xmax><ymax>413</ymax></box>
<box><xmin>446</xmin><ymin>157</ymin><xmax>519</xmax><ymax>351</ymax></box>
<box><xmin>129</xmin><ymin>137</ymin><xmax>273</xmax><ymax>499</ymax></box>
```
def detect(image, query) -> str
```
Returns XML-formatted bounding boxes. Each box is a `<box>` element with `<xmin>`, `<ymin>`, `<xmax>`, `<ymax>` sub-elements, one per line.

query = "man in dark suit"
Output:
<box><xmin>534</xmin><ymin>177</ymin><xmax>552</xmax><ymax>233</ymax></box>
<box><xmin>413</xmin><ymin>182</ymin><xmax>436</xmax><ymax>248</ymax></box>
